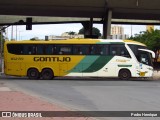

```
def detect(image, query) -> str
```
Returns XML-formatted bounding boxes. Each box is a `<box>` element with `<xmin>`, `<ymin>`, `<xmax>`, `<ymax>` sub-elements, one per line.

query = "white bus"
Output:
<box><xmin>4</xmin><ymin>39</ymin><xmax>155</xmax><ymax>80</ymax></box>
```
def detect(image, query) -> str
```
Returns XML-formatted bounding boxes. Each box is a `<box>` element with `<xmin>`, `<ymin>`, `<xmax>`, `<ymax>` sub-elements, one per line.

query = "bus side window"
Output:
<box><xmin>37</xmin><ymin>45</ymin><xmax>44</xmax><ymax>54</ymax></box>
<box><xmin>24</xmin><ymin>45</ymin><xmax>36</xmax><ymax>55</ymax></box>
<box><xmin>53</xmin><ymin>45</ymin><xmax>72</xmax><ymax>55</ymax></box>
<box><xmin>88</xmin><ymin>45</ymin><xmax>96</xmax><ymax>55</ymax></box>
<box><xmin>59</xmin><ymin>45</ymin><xmax>72</xmax><ymax>55</ymax></box>
<box><xmin>110</xmin><ymin>45</ymin><xmax>117</xmax><ymax>56</ymax></box>
<box><xmin>73</xmin><ymin>45</ymin><xmax>88</xmax><ymax>55</ymax></box>
<box><xmin>45</xmin><ymin>45</ymin><xmax>53</xmax><ymax>55</ymax></box>
<box><xmin>95</xmin><ymin>45</ymin><xmax>104</xmax><ymax>55</ymax></box>
<box><xmin>52</xmin><ymin>45</ymin><xmax>59</xmax><ymax>55</ymax></box>
<box><xmin>73</xmin><ymin>45</ymin><xmax>81</xmax><ymax>55</ymax></box>
<box><xmin>28</xmin><ymin>46</ymin><xmax>32</xmax><ymax>54</ymax></box>
<box><xmin>119</xmin><ymin>46</ymin><xmax>131</xmax><ymax>58</ymax></box>
<box><xmin>110</xmin><ymin>44</ymin><xmax>130</xmax><ymax>58</ymax></box>
<box><xmin>7</xmin><ymin>44</ymin><xmax>24</xmax><ymax>55</ymax></box>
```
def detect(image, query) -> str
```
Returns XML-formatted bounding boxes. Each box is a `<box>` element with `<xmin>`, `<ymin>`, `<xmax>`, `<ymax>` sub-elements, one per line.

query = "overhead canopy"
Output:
<box><xmin>0</xmin><ymin>15</ymin><xmax>101</xmax><ymax>25</ymax></box>
<box><xmin>1</xmin><ymin>0</ymin><xmax>160</xmax><ymax>25</ymax></box>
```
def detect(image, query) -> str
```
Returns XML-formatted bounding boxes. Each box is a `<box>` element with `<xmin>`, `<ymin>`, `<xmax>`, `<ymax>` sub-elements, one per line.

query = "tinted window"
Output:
<box><xmin>128</xmin><ymin>44</ymin><xmax>147</xmax><ymax>55</ymax></box>
<box><xmin>73</xmin><ymin>45</ymin><xmax>90</xmax><ymax>55</ymax></box>
<box><xmin>110</xmin><ymin>44</ymin><xmax>130</xmax><ymax>58</ymax></box>
<box><xmin>7</xmin><ymin>44</ymin><xmax>23</xmax><ymax>54</ymax></box>
<box><xmin>23</xmin><ymin>45</ymin><xmax>36</xmax><ymax>55</ymax></box>
<box><xmin>138</xmin><ymin>51</ymin><xmax>152</xmax><ymax>66</ymax></box>
<box><xmin>7</xmin><ymin>44</ymin><xmax>111</xmax><ymax>56</ymax></box>
<box><xmin>37</xmin><ymin>44</ymin><xmax>53</xmax><ymax>55</ymax></box>
<box><xmin>72</xmin><ymin>44</ymin><xmax>109</xmax><ymax>55</ymax></box>
<box><xmin>55</xmin><ymin>45</ymin><xmax>72</xmax><ymax>55</ymax></box>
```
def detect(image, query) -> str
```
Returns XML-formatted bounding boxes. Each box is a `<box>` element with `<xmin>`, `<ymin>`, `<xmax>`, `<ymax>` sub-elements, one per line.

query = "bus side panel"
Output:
<box><xmin>5</xmin><ymin>61</ymin><xmax>26</xmax><ymax>76</ymax></box>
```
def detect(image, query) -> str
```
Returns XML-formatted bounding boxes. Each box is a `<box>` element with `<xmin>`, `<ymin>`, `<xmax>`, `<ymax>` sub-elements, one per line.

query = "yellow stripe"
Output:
<box><xmin>123</xmin><ymin>40</ymin><xmax>146</xmax><ymax>46</ymax></box>
<box><xmin>5</xmin><ymin>39</ymin><xmax>100</xmax><ymax>44</ymax></box>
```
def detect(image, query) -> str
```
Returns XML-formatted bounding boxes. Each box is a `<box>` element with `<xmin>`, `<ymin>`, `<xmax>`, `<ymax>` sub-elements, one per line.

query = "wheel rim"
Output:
<box><xmin>42</xmin><ymin>69</ymin><xmax>53</xmax><ymax>80</ymax></box>
<box><xmin>44</xmin><ymin>71</ymin><xmax>51</xmax><ymax>78</ymax></box>
<box><xmin>31</xmin><ymin>71</ymin><xmax>36</xmax><ymax>77</ymax></box>
<box><xmin>122</xmin><ymin>72</ymin><xmax>128</xmax><ymax>78</ymax></box>
<box><xmin>28</xmin><ymin>69</ymin><xmax>39</xmax><ymax>79</ymax></box>
<box><xmin>119</xmin><ymin>70</ymin><xmax>130</xmax><ymax>80</ymax></box>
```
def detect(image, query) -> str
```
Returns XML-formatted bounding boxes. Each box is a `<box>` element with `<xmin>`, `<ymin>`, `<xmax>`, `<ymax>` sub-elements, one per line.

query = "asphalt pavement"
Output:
<box><xmin>1</xmin><ymin>75</ymin><xmax>160</xmax><ymax>120</ymax></box>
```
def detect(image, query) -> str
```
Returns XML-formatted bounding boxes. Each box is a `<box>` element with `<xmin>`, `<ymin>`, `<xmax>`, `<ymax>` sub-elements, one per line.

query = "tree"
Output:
<box><xmin>0</xmin><ymin>31</ymin><xmax>5</xmax><ymax>58</ymax></box>
<box><xmin>68</xmin><ymin>31</ymin><xmax>76</xmax><ymax>35</ymax></box>
<box><xmin>78</xmin><ymin>27</ymin><xmax>101</xmax><ymax>37</ymax></box>
<box><xmin>67</xmin><ymin>31</ymin><xmax>76</xmax><ymax>38</ymax></box>
<box><xmin>130</xmin><ymin>29</ymin><xmax>160</xmax><ymax>62</ymax></box>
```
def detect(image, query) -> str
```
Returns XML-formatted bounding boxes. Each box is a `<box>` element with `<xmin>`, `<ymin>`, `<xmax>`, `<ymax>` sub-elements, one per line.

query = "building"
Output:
<box><xmin>110</xmin><ymin>26</ymin><xmax>129</xmax><ymax>39</ymax></box>
<box><xmin>111</xmin><ymin>26</ymin><xmax>124</xmax><ymax>35</ymax></box>
<box><xmin>61</xmin><ymin>32</ymin><xmax>84</xmax><ymax>38</ymax></box>
<box><xmin>45</xmin><ymin>35</ymin><xmax>69</xmax><ymax>40</ymax></box>
<box><xmin>111</xmin><ymin>34</ymin><xmax>129</xmax><ymax>39</ymax></box>
<box><xmin>146</xmin><ymin>25</ymin><xmax>154</xmax><ymax>32</ymax></box>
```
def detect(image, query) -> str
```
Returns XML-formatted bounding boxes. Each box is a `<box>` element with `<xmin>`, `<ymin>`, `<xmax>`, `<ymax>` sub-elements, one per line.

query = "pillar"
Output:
<box><xmin>103</xmin><ymin>10</ymin><xmax>112</xmax><ymax>39</ymax></box>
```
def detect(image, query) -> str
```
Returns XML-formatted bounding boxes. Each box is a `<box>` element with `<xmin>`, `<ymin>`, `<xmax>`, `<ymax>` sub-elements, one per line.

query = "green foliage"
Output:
<box><xmin>79</xmin><ymin>27</ymin><xmax>101</xmax><ymax>37</ymax></box>
<box><xmin>79</xmin><ymin>28</ymin><xmax>84</xmax><ymax>34</ymax></box>
<box><xmin>0</xmin><ymin>32</ymin><xmax>5</xmax><ymax>56</ymax></box>
<box><xmin>68</xmin><ymin>31</ymin><xmax>76</xmax><ymax>35</ymax></box>
<box><xmin>130</xmin><ymin>29</ymin><xmax>160</xmax><ymax>51</ymax></box>
<box><xmin>0</xmin><ymin>32</ymin><xmax>5</xmax><ymax>46</ymax></box>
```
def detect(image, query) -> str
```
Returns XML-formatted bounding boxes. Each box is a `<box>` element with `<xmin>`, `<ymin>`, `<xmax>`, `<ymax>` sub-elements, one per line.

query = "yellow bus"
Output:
<box><xmin>4</xmin><ymin>39</ymin><xmax>155</xmax><ymax>80</ymax></box>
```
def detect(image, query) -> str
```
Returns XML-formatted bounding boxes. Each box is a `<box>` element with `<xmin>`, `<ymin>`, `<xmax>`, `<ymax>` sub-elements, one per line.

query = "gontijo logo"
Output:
<box><xmin>34</xmin><ymin>57</ymin><xmax>71</xmax><ymax>62</ymax></box>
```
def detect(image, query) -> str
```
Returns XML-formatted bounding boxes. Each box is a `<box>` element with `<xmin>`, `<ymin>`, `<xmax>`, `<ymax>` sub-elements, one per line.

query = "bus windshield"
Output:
<box><xmin>128</xmin><ymin>44</ymin><xmax>155</xmax><ymax>66</ymax></box>
<box><xmin>137</xmin><ymin>50</ymin><xmax>153</xmax><ymax>66</ymax></box>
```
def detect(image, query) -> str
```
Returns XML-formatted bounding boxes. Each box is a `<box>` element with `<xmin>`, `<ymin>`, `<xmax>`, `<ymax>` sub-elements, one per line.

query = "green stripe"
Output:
<box><xmin>70</xmin><ymin>56</ymin><xmax>99</xmax><ymax>72</ymax></box>
<box><xmin>82</xmin><ymin>56</ymin><xmax>113</xmax><ymax>72</ymax></box>
<box><xmin>70</xmin><ymin>56</ymin><xmax>113</xmax><ymax>73</ymax></box>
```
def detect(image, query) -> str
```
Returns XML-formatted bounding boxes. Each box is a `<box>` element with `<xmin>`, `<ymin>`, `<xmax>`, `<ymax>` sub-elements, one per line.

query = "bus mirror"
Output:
<box><xmin>138</xmin><ymin>49</ymin><xmax>155</xmax><ymax>58</ymax></box>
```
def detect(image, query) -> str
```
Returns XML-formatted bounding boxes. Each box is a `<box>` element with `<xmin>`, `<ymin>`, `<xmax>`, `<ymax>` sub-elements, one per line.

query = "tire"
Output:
<box><xmin>41</xmin><ymin>68</ymin><xmax>54</xmax><ymax>80</ymax></box>
<box><xmin>119</xmin><ymin>69</ymin><xmax>131</xmax><ymax>80</ymax></box>
<box><xmin>27</xmin><ymin>68</ymin><xmax>39</xmax><ymax>79</ymax></box>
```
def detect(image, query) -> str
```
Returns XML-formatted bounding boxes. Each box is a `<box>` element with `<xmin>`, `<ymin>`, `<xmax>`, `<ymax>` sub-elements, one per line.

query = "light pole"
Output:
<box><xmin>11</xmin><ymin>25</ymin><xmax>13</xmax><ymax>41</ymax></box>
<box><xmin>19</xmin><ymin>31</ymin><xmax>23</xmax><ymax>40</ymax></box>
<box><xmin>16</xmin><ymin>25</ymin><xmax>17</xmax><ymax>41</ymax></box>
<box><xmin>131</xmin><ymin>25</ymin><xmax>133</xmax><ymax>37</ymax></box>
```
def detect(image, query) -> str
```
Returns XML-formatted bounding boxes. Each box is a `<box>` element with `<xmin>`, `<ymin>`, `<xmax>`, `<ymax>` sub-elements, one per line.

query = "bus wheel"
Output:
<box><xmin>41</xmin><ymin>68</ymin><xmax>54</xmax><ymax>80</ymax></box>
<box><xmin>119</xmin><ymin>69</ymin><xmax>131</xmax><ymax>80</ymax></box>
<box><xmin>27</xmin><ymin>68</ymin><xmax>39</xmax><ymax>79</ymax></box>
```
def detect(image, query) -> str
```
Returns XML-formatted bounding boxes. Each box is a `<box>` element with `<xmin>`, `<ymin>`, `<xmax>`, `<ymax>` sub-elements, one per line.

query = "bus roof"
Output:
<box><xmin>5</xmin><ymin>39</ymin><xmax>146</xmax><ymax>46</ymax></box>
<box><xmin>123</xmin><ymin>40</ymin><xmax>146</xmax><ymax>46</ymax></box>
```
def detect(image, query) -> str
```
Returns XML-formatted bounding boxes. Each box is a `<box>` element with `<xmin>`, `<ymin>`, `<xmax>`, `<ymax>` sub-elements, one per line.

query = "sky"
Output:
<box><xmin>5</xmin><ymin>23</ymin><xmax>160</xmax><ymax>40</ymax></box>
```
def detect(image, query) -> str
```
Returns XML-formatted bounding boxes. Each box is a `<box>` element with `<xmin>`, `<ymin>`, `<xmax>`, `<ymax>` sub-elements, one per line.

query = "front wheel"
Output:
<box><xmin>41</xmin><ymin>68</ymin><xmax>54</xmax><ymax>80</ymax></box>
<box><xmin>119</xmin><ymin>69</ymin><xmax>131</xmax><ymax>80</ymax></box>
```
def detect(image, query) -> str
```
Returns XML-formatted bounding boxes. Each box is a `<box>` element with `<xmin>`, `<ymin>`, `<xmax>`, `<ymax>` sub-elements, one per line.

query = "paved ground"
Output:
<box><xmin>0</xmin><ymin>78</ymin><xmax>93</xmax><ymax>120</ymax></box>
<box><xmin>1</xmin><ymin>74</ymin><xmax>160</xmax><ymax>120</ymax></box>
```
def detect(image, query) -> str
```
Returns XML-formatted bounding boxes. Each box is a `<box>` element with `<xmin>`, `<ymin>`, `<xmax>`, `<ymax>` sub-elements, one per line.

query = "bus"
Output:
<box><xmin>4</xmin><ymin>39</ymin><xmax>155</xmax><ymax>80</ymax></box>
